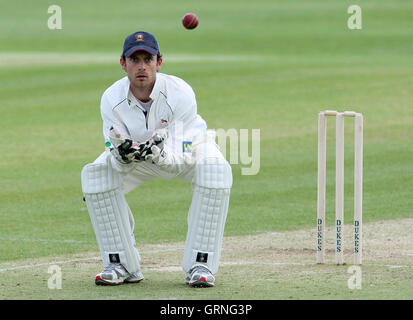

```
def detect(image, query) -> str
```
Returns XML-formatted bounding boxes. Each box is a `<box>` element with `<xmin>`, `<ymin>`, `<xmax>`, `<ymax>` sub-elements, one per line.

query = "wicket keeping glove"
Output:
<box><xmin>108</xmin><ymin>126</ymin><xmax>141</xmax><ymax>164</ymax></box>
<box><xmin>142</xmin><ymin>129</ymin><xmax>168</xmax><ymax>164</ymax></box>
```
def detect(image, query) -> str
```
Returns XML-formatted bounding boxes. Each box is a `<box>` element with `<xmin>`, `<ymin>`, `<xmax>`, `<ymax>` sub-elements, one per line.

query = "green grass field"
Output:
<box><xmin>1</xmin><ymin>0</ymin><xmax>413</xmax><ymax>300</ymax></box>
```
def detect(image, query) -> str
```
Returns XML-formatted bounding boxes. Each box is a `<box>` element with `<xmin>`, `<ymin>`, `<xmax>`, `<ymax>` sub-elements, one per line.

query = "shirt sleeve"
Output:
<box><xmin>100</xmin><ymin>94</ymin><xmax>130</xmax><ymax>145</ymax></box>
<box><xmin>100</xmin><ymin>93</ymin><xmax>136</xmax><ymax>173</ymax></box>
<box><xmin>166</xmin><ymin>88</ymin><xmax>206</xmax><ymax>154</ymax></box>
<box><xmin>155</xmin><ymin>87</ymin><xmax>207</xmax><ymax>174</ymax></box>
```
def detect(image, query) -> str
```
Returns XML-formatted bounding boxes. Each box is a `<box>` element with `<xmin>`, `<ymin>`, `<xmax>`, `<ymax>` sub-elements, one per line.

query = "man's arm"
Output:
<box><xmin>143</xmin><ymin>89</ymin><xmax>204</xmax><ymax>172</ymax></box>
<box><xmin>101</xmin><ymin>94</ymin><xmax>130</xmax><ymax>146</ymax></box>
<box><xmin>100</xmin><ymin>94</ymin><xmax>140</xmax><ymax>172</ymax></box>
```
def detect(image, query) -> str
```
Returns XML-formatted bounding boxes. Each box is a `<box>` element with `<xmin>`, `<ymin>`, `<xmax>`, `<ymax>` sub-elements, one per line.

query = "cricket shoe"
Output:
<box><xmin>185</xmin><ymin>265</ymin><xmax>215</xmax><ymax>287</ymax></box>
<box><xmin>95</xmin><ymin>263</ymin><xmax>144</xmax><ymax>286</ymax></box>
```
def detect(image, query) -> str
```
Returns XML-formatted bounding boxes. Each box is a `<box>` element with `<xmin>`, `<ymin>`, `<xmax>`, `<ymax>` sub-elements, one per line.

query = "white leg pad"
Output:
<box><xmin>182</xmin><ymin>156</ymin><xmax>232</xmax><ymax>274</ymax></box>
<box><xmin>81</xmin><ymin>162</ymin><xmax>141</xmax><ymax>274</ymax></box>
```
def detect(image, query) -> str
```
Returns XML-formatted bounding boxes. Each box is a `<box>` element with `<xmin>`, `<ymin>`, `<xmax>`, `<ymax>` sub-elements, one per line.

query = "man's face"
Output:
<box><xmin>120</xmin><ymin>51</ymin><xmax>162</xmax><ymax>90</ymax></box>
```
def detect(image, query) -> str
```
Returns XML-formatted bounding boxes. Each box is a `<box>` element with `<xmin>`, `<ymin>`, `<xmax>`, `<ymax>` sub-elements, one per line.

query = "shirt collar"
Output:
<box><xmin>123</xmin><ymin>74</ymin><xmax>163</xmax><ymax>107</ymax></box>
<box><xmin>124</xmin><ymin>76</ymin><xmax>131</xmax><ymax>99</ymax></box>
<box><xmin>149</xmin><ymin>73</ymin><xmax>162</xmax><ymax>100</ymax></box>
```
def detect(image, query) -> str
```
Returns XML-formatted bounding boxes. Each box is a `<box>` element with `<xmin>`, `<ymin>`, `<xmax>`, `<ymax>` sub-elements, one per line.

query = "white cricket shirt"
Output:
<box><xmin>100</xmin><ymin>73</ymin><xmax>207</xmax><ymax>156</ymax></box>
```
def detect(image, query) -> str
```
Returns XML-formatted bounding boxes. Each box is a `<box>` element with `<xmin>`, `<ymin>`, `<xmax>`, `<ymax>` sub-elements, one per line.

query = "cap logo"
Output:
<box><xmin>135</xmin><ymin>34</ymin><xmax>144</xmax><ymax>42</ymax></box>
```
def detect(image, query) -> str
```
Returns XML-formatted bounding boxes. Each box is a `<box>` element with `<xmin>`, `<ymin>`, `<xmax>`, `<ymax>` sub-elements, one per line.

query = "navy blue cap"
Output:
<box><xmin>122</xmin><ymin>31</ymin><xmax>160</xmax><ymax>57</ymax></box>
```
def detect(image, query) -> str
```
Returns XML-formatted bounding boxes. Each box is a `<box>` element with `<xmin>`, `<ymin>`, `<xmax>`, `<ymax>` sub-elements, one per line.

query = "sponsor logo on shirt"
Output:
<box><xmin>182</xmin><ymin>141</ymin><xmax>192</xmax><ymax>153</ymax></box>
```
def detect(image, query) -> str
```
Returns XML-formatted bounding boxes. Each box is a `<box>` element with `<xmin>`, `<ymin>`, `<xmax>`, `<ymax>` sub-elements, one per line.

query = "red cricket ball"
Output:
<box><xmin>182</xmin><ymin>13</ymin><xmax>199</xmax><ymax>30</ymax></box>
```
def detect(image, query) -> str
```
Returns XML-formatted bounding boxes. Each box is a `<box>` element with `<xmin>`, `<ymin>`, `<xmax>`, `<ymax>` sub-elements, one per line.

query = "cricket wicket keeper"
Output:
<box><xmin>81</xmin><ymin>31</ymin><xmax>232</xmax><ymax>287</ymax></box>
